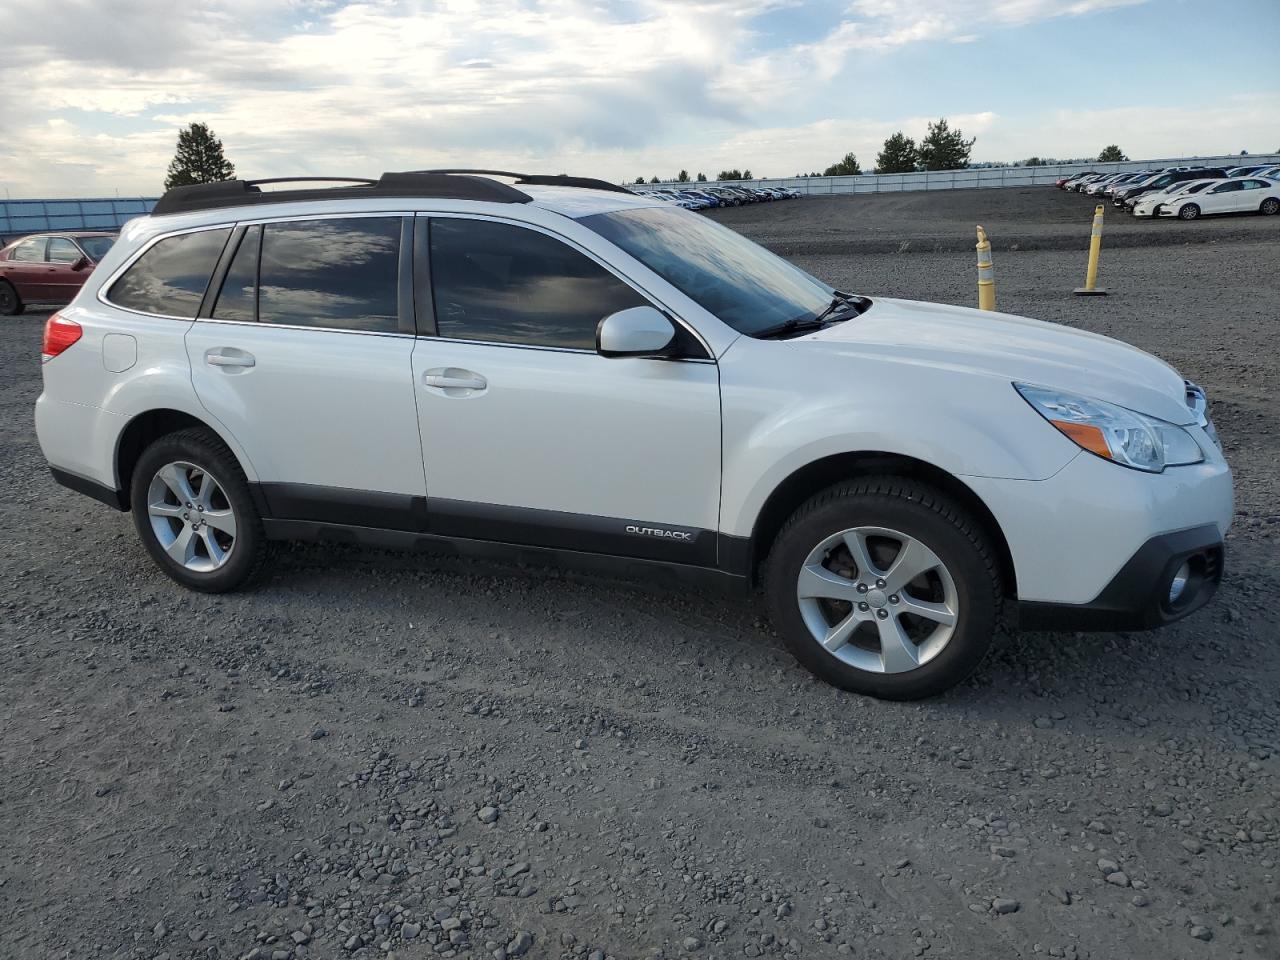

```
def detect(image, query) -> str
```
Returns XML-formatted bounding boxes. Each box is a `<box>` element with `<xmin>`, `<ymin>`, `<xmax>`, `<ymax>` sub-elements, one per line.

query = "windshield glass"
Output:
<box><xmin>580</xmin><ymin>205</ymin><xmax>833</xmax><ymax>335</ymax></box>
<box><xmin>77</xmin><ymin>236</ymin><xmax>115</xmax><ymax>260</ymax></box>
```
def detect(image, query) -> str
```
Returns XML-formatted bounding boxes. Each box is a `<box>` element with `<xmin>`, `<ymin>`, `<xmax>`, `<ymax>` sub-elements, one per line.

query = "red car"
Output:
<box><xmin>0</xmin><ymin>231</ymin><xmax>116</xmax><ymax>315</ymax></box>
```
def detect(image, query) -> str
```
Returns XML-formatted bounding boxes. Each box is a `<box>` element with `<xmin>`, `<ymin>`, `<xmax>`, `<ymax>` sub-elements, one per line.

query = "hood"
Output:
<box><xmin>797</xmin><ymin>298</ymin><xmax>1194</xmax><ymax>424</ymax></box>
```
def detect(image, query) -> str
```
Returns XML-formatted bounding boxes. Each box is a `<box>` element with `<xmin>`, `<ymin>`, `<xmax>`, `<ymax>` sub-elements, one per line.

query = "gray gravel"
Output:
<box><xmin>1</xmin><ymin>189</ymin><xmax>1277</xmax><ymax>959</ymax></box>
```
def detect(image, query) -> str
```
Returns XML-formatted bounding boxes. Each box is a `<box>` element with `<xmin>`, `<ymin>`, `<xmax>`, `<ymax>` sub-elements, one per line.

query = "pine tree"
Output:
<box><xmin>164</xmin><ymin>122</ymin><xmax>236</xmax><ymax>189</ymax></box>
<box><xmin>875</xmin><ymin>132</ymin><xmax>919</xmax><ymax>173</ymax></box>
<box><xmin>822</xmin><ymin>152</ymin><xmax>862</xmax><ymax>176</ymax></box>
<box><xmin>695</xmin><ymin>172</ymin><xmax>707</xmax><ymax>182</ymax></box>
<box><xmin>916</xmin><ymin>118</ymin><xmax>975</xmax><ymax>171</ymax></box>
<box><xmin>676</xmin><ymin>170</ymin><xmax>690</xmax><ymax>182</ymax></box>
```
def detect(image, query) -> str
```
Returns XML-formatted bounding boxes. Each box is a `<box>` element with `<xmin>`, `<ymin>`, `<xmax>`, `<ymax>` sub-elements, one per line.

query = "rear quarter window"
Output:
<box><xmin>108</xmin><ymin>228</ymin><xmax>231</xmax><ymax>317</ymax></box>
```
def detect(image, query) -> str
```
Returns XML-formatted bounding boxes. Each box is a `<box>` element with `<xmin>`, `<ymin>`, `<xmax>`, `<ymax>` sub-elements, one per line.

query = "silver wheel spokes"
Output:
<box><xmin>796</xmin><ymin>526</ymin><xmax>958</xmax><ymax>674</ymax></box>
<box><xmin>147</xmin><ymin>461</ymin><xmax>236</xmax><ymax>572</ymax></box>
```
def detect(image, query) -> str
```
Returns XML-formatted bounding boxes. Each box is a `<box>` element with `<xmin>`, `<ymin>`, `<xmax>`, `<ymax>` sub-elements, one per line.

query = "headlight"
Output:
<box><xmin>1015</xmin><ymin>383</ymin><xmax>1204</xmax><ymax>473</ymax></box>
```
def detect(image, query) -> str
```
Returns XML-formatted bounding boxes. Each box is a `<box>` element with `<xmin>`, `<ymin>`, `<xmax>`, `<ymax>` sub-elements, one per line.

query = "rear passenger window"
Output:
<box><xmin>212</xmin><ymin>225</ymin><xmax>260</xmax><ymax>323</ymax></box>
<box><xmin>257</xmin><ymin>218</ymin><xmax>400</xmax><ymax>332</ymax></box>
<box><xmin>429</xmin><ymin>218</ymin><xmax>646</xmax><ymax>350</ymax></box>
<box><xmin>109</xmin><ymin>229</ymin><xmax>231</xmax><ymax>317</ymax></box>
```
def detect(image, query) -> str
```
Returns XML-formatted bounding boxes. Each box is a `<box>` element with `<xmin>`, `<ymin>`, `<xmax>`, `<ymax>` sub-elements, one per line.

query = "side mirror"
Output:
<box><xmin>72</xmin><ymin>256</ymin><xmax>91</xmax><ymax>271</ymax></box>
<box><xmin>596</xmin><ymin>305</ymin><xmax>677</xmax><ymax>359</ymax></box>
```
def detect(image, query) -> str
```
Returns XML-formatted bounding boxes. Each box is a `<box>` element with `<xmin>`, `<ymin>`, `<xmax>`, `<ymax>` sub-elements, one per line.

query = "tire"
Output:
<box><xmin>0</xmin><ymin>280</ymin><xmax>23</xmax><ymax>316</ymax></box>
<box><xmin>1178</xmin><ymin>203</ymin><xmax>1200</xmax><ymax>221</ymax></box>
<box><xmin>129</xmin><ymin>427</ymin><xmax>271</xmax><ymax>592</ymax></box>
<box><xmin>763</xmin><ymin>477</ymin><xmax>1002</xmax><ymax>700</ymax></box>
<box><xmin>1261</xmin><ymin>197</ymin><xmax>1279</xmax><ymax>216</ymax></box>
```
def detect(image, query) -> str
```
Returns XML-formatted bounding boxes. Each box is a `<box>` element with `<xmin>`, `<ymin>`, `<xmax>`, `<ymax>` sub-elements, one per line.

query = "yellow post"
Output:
<box><xmin>975</xmin><ymin>225</ymin><xmax>995</xmax><ymax>311</ymax></box>
<box><xmin>1074</xmin><ymin>204</ymin><xmax>1108</xmax><ymax>296</ymax></box>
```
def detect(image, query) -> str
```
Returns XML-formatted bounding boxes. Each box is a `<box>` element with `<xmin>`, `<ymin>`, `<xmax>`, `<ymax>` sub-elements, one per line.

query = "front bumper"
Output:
<box><xmin>1018</xmin><ymin>524</ymin><xmax>1223</xmax><ymax>631</ymax></box>
<box><xmin>962</xmin><ymin>440</ymin><xmax>1233</xmax><ymax>609</ymax></box>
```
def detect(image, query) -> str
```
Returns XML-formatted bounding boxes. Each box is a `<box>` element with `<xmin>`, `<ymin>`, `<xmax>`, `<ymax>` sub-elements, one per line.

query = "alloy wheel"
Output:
<box><xmin>146</xmin><ymin>461</ymin><xmax>237</xmax><ymax>571</ymax></box>
<box><xmin>795</xmin><ymin>525</ymin><xmax>959</xmax><ymax>674</ymax></box>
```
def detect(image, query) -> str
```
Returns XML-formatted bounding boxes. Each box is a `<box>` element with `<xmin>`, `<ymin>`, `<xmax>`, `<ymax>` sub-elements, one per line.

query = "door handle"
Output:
<box><xmin>424</xmin><ymin>370</ymin><xmax>486</xmax><ymax>390</ymax></box>
<box><xmin>206</xmin><ymin>350</ymin><xmax>256</xmax><ymax>368</ymax></box>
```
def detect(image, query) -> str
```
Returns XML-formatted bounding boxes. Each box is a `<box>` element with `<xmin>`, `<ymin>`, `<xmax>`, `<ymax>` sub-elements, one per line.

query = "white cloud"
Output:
<box><xmin>0</xmin><ymin>0</ymin><xmax>1272</xmax><ymax>197</ymax></box>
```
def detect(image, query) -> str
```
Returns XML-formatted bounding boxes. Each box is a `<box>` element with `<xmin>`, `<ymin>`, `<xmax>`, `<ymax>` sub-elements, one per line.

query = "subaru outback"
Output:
<box><xmin>34</xmin><ymin>171</ymin><xmax>1232</xmax><ymax>699</ymax></box>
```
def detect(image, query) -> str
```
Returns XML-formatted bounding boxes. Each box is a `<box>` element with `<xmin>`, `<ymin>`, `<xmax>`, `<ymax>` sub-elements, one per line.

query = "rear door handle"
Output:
<box><xmin>423</xmin><ymin>369</ymin><xmax>486</xmax><ymax>390</ymax></box>
<box><xmin>206</xmin><ymin>349</ymin><xmax>255</xmax><ymax>368</ymax></box>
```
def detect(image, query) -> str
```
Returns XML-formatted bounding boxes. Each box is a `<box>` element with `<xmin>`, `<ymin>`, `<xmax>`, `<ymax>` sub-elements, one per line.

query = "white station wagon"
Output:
<box><xmin>35</xmin><ymin>171</ymin><xmax>1233</xmax><ymax>699</ymax></box>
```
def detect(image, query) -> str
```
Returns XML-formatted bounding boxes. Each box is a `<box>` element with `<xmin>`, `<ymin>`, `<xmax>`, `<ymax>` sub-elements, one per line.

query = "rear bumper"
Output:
<box><xmin>1018</xmin><ymin>524</ymin><xmax>1224</xmax><ymax>631</ymax></box>
<box><xmin>49</xmin><ymin>466</ymin><xmax>126</xmax><ymax>510</ymax></box>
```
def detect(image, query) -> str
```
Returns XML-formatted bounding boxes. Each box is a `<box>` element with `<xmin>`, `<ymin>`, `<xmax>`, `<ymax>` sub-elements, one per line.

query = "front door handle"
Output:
<box><xmin>423</xmin><ymin>368</ymin><xmax>486</xmax><ymax>391</ymax></box>
<box><xmin>206</xmin><ymin>349</ymin><xmax>256</xmax><ymax>368</ymax></box>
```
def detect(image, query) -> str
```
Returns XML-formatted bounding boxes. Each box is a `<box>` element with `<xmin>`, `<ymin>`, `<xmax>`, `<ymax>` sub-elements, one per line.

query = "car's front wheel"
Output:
<box><xmin>130</xmin><ymin>428</ymin><xmax>271</xmax><ymax>592</ymax></box>
<box><xmin>1178</xmin><ymin>203</ymin><xmax>1201</xmax><ymax>221</ymax></box>
<box><xmin>763</xmin><ymin>477</ymin><xmax>1003</xmax><ymax>700</ymax></box>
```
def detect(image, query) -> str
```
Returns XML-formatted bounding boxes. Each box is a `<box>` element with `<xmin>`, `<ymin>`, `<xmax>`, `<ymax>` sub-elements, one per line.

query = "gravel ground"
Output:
<box><xmin>2</xmin><ymin>189</ymin><xmax>1277</xmax><ymax>960</ymax></box>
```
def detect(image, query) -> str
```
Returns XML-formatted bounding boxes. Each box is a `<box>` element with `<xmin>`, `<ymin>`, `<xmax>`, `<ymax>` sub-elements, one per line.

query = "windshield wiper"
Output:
<box><xmin>753</xmin><ymin>292</ymin><xmax>869</xmax><ymax>340</ymax></box>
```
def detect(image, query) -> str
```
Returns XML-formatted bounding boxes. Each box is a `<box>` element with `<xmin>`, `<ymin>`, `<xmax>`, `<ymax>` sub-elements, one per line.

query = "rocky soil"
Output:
<box><xmin>2</xmin><ymin>189</ymin><xmax>1277</xmax><ymax>960</ymax></box>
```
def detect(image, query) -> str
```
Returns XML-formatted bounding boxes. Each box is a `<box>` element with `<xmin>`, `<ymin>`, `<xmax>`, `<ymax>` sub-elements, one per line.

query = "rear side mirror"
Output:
<box><xmin>72</xmin><ymin>256</ymin><xmax>91</xmax><ymax>271</ymax></box>
<box><xmin>596</xmin><ymin>306</ymin><xmax>677</xmax><ymax>359</ymax></box>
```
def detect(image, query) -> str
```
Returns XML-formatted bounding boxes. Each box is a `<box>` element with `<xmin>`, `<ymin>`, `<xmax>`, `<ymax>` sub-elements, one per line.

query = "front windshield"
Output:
<box><xmin>77</xmin><ymin>236</ymin><xmax>115</xmax><ymax>261</ymax></box>
<box><xmin>580</xmin><ymin>205</ymin><xmax>834</xmax><ymax>335</ymax></box>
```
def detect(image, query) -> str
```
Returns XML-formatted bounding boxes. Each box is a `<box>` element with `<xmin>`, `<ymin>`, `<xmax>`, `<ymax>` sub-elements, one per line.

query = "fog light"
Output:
<box><xmin>1168</xmin><ymin>562</ymin><xmax>1192</xmax><ymax>604</ymax></box>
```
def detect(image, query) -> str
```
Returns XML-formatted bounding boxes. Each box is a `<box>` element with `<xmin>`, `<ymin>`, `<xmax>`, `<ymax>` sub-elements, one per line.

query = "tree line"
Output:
<box><xmin>163</xmin><ymin>120</ymin><xmax>1135</xmax><ymax>193</ymax></box>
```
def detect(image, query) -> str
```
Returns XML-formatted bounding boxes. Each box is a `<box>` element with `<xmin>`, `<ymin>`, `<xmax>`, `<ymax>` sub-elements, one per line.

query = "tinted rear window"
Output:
<box><xmin>256</xmin><ymin>218</ymin><xmax>401</xmax><ymax>332</ymax></box>
<box><xmin>212</xmin><ymin>226</ymin><xmax>260</xmax><ymax>323</ymax></box>
<box><xmin>109</xmin><ymin>229</ymin><xmax>231</xmax><ymax>317</ymax></box>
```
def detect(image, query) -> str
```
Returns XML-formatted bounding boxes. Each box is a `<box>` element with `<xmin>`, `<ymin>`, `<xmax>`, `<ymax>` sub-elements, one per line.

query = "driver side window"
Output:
<box><xmin>427</xmin><ymin>218</ymin><xmax>647</xmax><ymax>351</ymax></box>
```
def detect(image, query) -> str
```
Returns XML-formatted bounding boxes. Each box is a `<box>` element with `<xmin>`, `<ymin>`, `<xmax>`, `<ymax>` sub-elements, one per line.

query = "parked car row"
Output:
<box><xmin>1054</xmin><ymin>164</ymin><xmax>1280</xmax><ymax>220</ymax></box>
<box><xmin>0</xmin><ymin>231</ymin><xmax>117</xmax><ymax>315</ymax></box>
<box><xmin>628</xmin><ymin>185</ymin><xmax>803</xmax><ymax>209</ymax></box>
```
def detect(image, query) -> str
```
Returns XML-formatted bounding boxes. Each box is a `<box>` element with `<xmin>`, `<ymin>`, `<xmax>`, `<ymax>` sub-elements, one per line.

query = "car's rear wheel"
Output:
<box><xmin>1178</xmin><ymin>203</ymin><xmax>1201</xmax><ymax>221</ymax></box>
<box><xmin>0</xmin><ymin>280</ymin><xmax>23</xmax><ymax>316</ymax></box>
<box><xmin>130</xmin><ymin>428</ymin><xmax>271</xmax><ymax>592</ymax></box>
<box><xmin>1261</xmin><ymin>197</ymin><xmax>1279</xmax><ymax>216</ymax></box>
<box><xmin>763</xmin><ymin>477</ymin><xmax>1002</xmax><ymax>700</ymax></box>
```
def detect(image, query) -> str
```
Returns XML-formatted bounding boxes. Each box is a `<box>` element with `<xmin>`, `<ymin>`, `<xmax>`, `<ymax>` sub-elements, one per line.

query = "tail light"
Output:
<box><xmin>42</xmin><ymin>312</ymin><xmax>82</xmax><ymax>362</ymax></box>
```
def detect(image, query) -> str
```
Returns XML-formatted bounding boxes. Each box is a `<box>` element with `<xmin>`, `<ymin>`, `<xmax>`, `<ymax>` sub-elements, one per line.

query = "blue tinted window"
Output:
<box><xmin>429</xmin><ymin>218</ymin><xmax>645</xmax><ymax>349</ymax></box>
<box><xmin>258</xmin><ymin>218</ymin><xmax>400</xmax><ymax>332</ymax></box>
<box><xmin>109</xmin><ymin>229</ymin><xmax>230</xmax><ymax>317</ymax></box>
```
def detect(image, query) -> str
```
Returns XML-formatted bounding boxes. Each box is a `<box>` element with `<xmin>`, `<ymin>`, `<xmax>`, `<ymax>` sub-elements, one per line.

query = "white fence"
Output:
<box><xmin>657</xmin><ymin>154</ymin><xmax>1280</xmax><ymax>195</ymax></box>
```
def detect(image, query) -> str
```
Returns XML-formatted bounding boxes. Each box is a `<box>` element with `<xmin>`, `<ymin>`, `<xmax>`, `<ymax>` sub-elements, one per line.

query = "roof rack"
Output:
<box><xmin>150</xmin><ymin>169</ymin><xmax>631</xmax><ymax>216</ymax></box>
<box><xmin>411</xmin><ymin>169</ymin><xmax>633</xmax><ymax>195</ymax></box>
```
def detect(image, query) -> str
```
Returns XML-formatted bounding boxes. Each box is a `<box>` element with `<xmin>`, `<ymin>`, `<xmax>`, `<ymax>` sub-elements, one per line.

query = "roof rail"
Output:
<box><xmin>413</xmin><ymin>169</ymin><xmax>633</xmax><ymax>195</ymax></box>
<box><xmin>151</xmin><ymin>172</ymin><xmax>533</xmax><ymax>216</ymax></box>
<box><xmin>150</xmin><ymin>169</ymin><xmax>631</xmax><ymax>217</ymax></box>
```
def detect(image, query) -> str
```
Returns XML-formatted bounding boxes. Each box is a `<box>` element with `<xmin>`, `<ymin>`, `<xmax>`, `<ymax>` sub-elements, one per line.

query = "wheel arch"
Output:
<box><xmin>115</xmin><ymin>408</ymin><xmax>253</xmax><ymax>507</ymax></box>
<box><xmin>746</xmin><ymin>451</ymin><xmax>1017</xmax><ymax>598</ymax></box>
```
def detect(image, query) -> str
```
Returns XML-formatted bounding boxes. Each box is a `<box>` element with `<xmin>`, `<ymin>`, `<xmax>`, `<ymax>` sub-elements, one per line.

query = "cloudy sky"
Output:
<box><xmin>2</xmin><ymin>0</ymin><xmax>1278</xmax><ymax>197</ymax></box>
